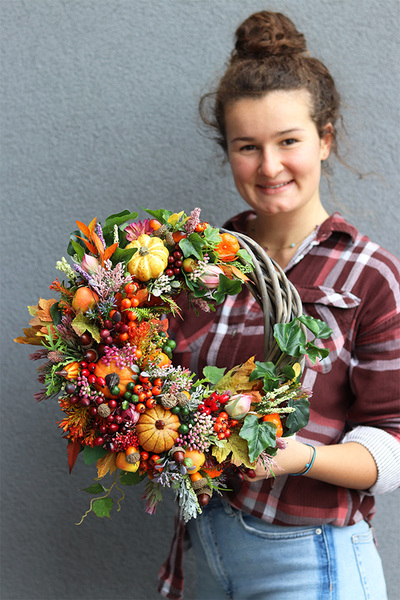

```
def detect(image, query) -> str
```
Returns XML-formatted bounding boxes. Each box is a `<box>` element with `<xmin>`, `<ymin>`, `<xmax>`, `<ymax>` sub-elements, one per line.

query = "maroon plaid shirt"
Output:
<box><xmin>158</xmin><ymin>212</ymin><xmax>400</xmax><ymax>599</ymax></box>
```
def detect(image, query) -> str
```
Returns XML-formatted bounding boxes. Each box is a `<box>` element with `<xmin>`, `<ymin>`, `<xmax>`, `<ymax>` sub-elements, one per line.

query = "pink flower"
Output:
<box><xmin>198</xmin><ymin>265</ymin><xmax>223</xmax><ymax>289</ymax></box>
<box><xmin>225</xmin><ymin>394</ymin><xmax>253</xmax><ymax>419</ymax></box>
<box><xmin>125</xmin><ymin>219</ymin><xmax>154</xmax><ymax>241</ymax></box>
<box><xmin>81</xmin><ymin>254</ymin><xmax>100</xmax><ymax>274</ymax></box>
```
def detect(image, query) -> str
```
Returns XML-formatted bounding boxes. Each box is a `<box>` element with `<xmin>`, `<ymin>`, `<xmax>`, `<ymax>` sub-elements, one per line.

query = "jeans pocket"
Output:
<box><xmin>238</xmin><ymin>511</ymin><xmax>318</xmax><ymax>540</ymax></box>
<box><xmin>352</xmin><ymin>527</ymin><xmax>387</xmax><ymax>600</ymax></box>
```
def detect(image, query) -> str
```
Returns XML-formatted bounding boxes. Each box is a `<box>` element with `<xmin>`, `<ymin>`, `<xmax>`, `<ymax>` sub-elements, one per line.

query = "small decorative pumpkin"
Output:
<box><xmin>94</xmin><ymin>359</ymin><xmax>136</xmax><ymax>398</ymax></box>
<box><xmin>136</xmin><ymin>405</ymin><xmax>180</xmax><ymax>453</ymax></box>
<box><xmin>126</xmin><ymin>234</ymin><xmax>169</xmax><ymax>282</ymax></box>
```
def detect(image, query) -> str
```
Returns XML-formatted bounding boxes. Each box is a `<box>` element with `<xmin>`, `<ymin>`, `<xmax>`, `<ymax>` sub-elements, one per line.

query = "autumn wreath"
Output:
<box><xmin>15</xmin><ymin>208</ymin><xmax>331</xmax><ymax>522</ymax></box>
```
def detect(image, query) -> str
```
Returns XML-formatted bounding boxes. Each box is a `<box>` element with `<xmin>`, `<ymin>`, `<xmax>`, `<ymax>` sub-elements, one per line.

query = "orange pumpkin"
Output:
<box><xmin>136</xmin><ymin>405</ymin><xmax>180</xmax><ymax>453</ymax></box>
<box><xmin>94</xmin><ymin>359</ymin><xmax>137</xmax><ymax>398</ymax></box>
<box><xmin>126</xmin><ymin>234</ymin><xmax>169</xmax><ymax>281</ymax></box>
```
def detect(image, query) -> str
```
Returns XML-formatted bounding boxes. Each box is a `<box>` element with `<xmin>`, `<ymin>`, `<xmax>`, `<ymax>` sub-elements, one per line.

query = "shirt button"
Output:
<box><xmin>315</xmin><ymin>528</ymin><xmax>322</xmax><ymax>535</ymax></box>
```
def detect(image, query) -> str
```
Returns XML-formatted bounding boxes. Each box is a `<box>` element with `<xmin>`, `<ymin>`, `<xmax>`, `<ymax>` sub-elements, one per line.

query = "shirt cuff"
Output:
<box><xmin>341</xmin><ymin>426</ymin><xmax>400</xmax><ymax>495</ymax></box>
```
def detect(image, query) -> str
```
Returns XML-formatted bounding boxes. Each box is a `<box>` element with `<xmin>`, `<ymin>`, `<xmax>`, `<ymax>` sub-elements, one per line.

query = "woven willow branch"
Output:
<box><xmin>221</xmin><ymin>229</ymin><xmax>306</xmax><ymax>365</ymax></box>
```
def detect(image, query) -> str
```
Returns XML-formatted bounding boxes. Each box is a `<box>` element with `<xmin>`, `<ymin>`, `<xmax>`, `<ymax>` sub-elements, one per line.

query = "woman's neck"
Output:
<box><xmin>245</xmin><ymin>205</ymin><xmax>330</xmax><ymax>268</ymax></box>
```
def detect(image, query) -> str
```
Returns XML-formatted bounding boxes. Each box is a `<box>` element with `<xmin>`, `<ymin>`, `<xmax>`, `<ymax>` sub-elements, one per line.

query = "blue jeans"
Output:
<box><xmin>186</xmin><ymin>498</ymin><xmax>387</xmax><ymax>600</ymax></box>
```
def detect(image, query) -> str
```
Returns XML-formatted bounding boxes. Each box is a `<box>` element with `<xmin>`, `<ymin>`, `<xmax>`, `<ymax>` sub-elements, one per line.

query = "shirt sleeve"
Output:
<box><xmin>342</xmin><ymin>425</ymin><xmax>400</xmax><ymax>495</ymax></box>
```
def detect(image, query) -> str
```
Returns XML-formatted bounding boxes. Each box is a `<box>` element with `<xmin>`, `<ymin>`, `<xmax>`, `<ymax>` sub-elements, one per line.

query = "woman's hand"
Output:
<box><xmin>242</xmin><ymin>438</ymin><xmax>378</xmax><ymax>490</ymax></box>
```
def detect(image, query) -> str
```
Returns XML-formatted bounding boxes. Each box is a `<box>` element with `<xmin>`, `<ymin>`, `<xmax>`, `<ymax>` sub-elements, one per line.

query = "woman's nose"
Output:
<box><xmin>258</xmin><ymin>148</ymin><xmax>282</xmax><ymax>178</ymax></box>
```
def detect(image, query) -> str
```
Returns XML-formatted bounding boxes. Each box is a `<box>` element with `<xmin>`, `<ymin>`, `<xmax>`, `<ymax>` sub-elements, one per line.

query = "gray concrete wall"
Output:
<box><xmin>1</xmin><ymin>1</ymin><xmax>399</xmax><ymax>598</ymax></box>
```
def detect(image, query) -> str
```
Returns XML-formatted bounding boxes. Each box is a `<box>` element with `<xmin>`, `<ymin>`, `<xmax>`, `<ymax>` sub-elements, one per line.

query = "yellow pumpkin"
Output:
<box><xmin>126</xmin><ymin>234</ymin><xmax>169</xmax><ymax>282</ymax></box>
<box><xmin>136</xmin><ymin>405</ymin><xmax>180</xmax><ymax>454</ymax></box>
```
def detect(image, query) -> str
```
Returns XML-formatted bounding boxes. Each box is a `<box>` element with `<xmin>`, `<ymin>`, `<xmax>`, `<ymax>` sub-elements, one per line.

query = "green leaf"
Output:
<box><xmin>82</xmin><ymin>483</ymin><xmax>108</xmax><ymax>494</ymax></box>
<box><xmin>203</xmin><ymin>226</ymin><xmax>221</xmax><ymax>247</ymax></box>
<box><xmin>304</xmin><ymin>342</ymin><xmax>330</xmax><ymax>364</ymax></box>
<box><xmin>249</xmin><ymin>361</ymin><xmax>277</xmax><ymax>381</ymax></box>
<box><xmin>274</xmin><ymin>320</ymin><xmax>306</xmax><ymax>357</ymax></box>
<box><xmin>297</xmin><ymin>315</ymin><xmax>333</xmax><ymax>339</ymax></box>
<box><xmin>284</xmin><ymin>397</ymin><xmax>310</xmax><ymax>436</ymax></box>
<box><xmin>237</xmin><ymin>248</ymin><xmax>254</xmax><ymax>264</ymax></box>
<box><xmin>83</xmin><ymin>445</ymin><xmax>107</xmax><ymax>465</ymax></box>
<box><xmin>179</xmin><ymin>234</ymin><xmax>205</xmax><ymax>260</ymax></box>
<box><xmin>50</xmin><ymin>302</ymin><xmax>62</xmax><ymax>326</ymax></box>
<box><xmin>71</xmin><ymin>314</ymin><xmax>101</xmax><ymax>343</ymax></box>
<box><xmin>282</xmin><ymin>365</ymin><xmax>298</xmax><ymax>380</ymax></box>
<box><xmin>239</xmin><ymin>414</ymin><xmax>277</xmax><ymax>463</ymax></box>
<box><xmin>103</xmin><ymin>210</ymin><xmax>139</xmax><ymax>231</ymax></box>
<box><xmin>119</xmin><ymin>470</ymin><xmax>147</xmax><ymax>485</ymax></box>
<box><xmin>143</xmin><ymin>208</ymin><xmax>173</xmax><ymax>225</ymax></box>
<box><xmin>110</xmin><ymin>245</ymin><xmax>137</xmax><ymax>266</ymax></box>
<box><xmin>92</xmin><ymin>497</ymin><xmax>113</xmax><ymax>518</ymax></box>
<box><xmin>213</xmin><ymin>275</ymin><xmax>242</xmax><ymax>304</ymax></box>
<box><xmin>67</xmin><ymin>232</ymin><xmax>86</xmax><ymax>258</ymax></box>
<box><xmin>203</xmin><ymin>366</ymin><xmax>226</xmax><ymax>385</ymax></box>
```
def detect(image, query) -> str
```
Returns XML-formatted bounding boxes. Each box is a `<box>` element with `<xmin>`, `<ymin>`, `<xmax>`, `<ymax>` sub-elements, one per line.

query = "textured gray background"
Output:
<box><xmin>1</xmin><ymin>1</ymin><xmax>399</xmax><ymax>599</ymax></box>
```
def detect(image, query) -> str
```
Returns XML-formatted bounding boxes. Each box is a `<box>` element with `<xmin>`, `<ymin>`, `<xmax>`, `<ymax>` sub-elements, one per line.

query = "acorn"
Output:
<box><xmin>171</xmin><ymin>445</ymin><xmax>186</xmax><ymax>463</ymax></box>
<box><xmin>191</xmin><ymin>477</ymin><xmax>208</xmax><ymax>491</ymax></box>
<box><xmin>197</xmin><ymin>487</ymin><xmax>212</xmax><ymax>507</ymax></box>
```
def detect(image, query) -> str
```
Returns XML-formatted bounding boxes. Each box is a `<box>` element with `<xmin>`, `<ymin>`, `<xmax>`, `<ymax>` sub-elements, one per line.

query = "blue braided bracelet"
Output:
<box><xmin>290</xmin><ymin>443</ymin><xmax>316</xmax><ymax>476</ymax></box>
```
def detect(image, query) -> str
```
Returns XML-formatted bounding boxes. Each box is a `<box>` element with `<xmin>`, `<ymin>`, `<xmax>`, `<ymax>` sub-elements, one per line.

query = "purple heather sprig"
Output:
<box><xmin>184</xmin><ymin>208</ymin><xmax>201</xmax><ymax>234</ymax></box>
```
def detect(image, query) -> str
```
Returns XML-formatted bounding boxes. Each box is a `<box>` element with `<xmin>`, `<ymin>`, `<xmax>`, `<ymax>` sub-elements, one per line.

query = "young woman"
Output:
<box><xmin>158</xmin><ymin>11</ymin><xmax>400</xmax><ymax>600</ymax></box>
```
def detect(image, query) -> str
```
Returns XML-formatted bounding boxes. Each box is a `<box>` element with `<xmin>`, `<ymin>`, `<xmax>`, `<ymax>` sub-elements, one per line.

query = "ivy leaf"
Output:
<box><xmin>304</xmin><ymin>343</ymin><xmax>329</xmax><ymax>365</ymax></box>
<box><xmin>298</xmin><ymin>315</ymin><xmax>333</xmax><ymax>339</ymax></box>
<box><xmin>237</xmin><ymin>248</ymin><xmax>254</xmax><ymax>264</ymax></box>
<box><xmin>203</xmin><ymin>226</ymin><xmax>221</xmax><ymax>247</ymax></box>
<box><xmin>203</xmin><ymin>366</ymin><xmax>226</xmax><ymax>385</ymax></box>
<box><xmin>249</xmin><ymin>361</ymin><xmax>277</xmax><ymax>381</ymax></box>
<box><xmin>282</xmin><ymin>364</ymin><xmax>298</xmax><ymax>380</ymax></box>
<box><xmin>212</xmin><ymin>441</ymin><xmax>231</xmax><ymax>464</ymax></box>
<box><xmin>179</xmin><ymin>234</ymin><xmax>205</xmax><ymax>260</ymax></box>
<box><xmin>274</xmin><ymin>320</ymin><xmax>307</xmax><ymax>357</ymax></box>
<box><xmin>68</xmin><ymin>236</ymin><xmax>86</xmax><ymax>260</ymax></box>
<box><xmin>239</xmin><ymin>414</ymin><xmax>277</xmax><ymax>463</ymax></box>
<box><xmin>83</xmin><ymin>445</ymin><xmax>107</xmax><ymax>465</ymax></box>
<box><xmin>284</xmin><ymin>397</ymin><xmax>310</xmax><ymax>436</ymax></box>
<box><xmin>213</xmin><ymin>275</ymin><xmax>242</xmax><ymax>304</ymax></box>
<box><xmin>92</xmin><ymin>497</ymin><xmax>113</xmax><ymax>518</ymax></box>
<box><xmin>144</xmin><ymin>208</ymin><xmax>173</xmax><ymax>225</ymax></box>
<box><xmin>225</xmin><ymin>431</ymin><xmax>257</xmax><ymax>469</ymax></box>
<box><xmin>82</xmin><ymin>483</ymin><xmax>108</xmax><ymax>494</ymax></box>
<box><xmin>119</xmin><ymin>471</ymin><xmax>147</xmax><ymax>485</ymax></box>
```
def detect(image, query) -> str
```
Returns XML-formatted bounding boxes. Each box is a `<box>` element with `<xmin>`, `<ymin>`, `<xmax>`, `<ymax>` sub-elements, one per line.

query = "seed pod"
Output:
<box><xmin>97</xmin><ymin>404</ymin><xmax>112</xmax><ymax>418</ymax></box>
<box><xmin>191</xmin><ymin>477</ymin><xmax>208</xmax><ymax>491</ymax></box>
<box><xmin>161</xmin><ymin>393</ymin><xmax>178</xmax><ymax>409</ymax></box>
<box><xmin>176</xmin><ymin>392</ymin><xmax>189</xmax><ymax>407</ymax></box>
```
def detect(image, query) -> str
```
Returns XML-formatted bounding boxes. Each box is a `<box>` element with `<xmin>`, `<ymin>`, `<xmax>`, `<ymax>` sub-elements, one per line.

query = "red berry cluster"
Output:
<box><xmin>198</xmin><ymin>391</ymin><xmax>230</xmax><ymax>415</ymax></box>
<box><xmin>165</xmin><ymin>248</ymin><xmax>183</xmax><ymax>277</ymax></box>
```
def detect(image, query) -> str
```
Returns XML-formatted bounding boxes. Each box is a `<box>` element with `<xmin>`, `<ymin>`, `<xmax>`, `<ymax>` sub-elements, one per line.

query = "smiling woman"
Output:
<box><xmin>159</xmin><ymin>9</ymin><xmax>400</xmax><ymax>600</ymax></box>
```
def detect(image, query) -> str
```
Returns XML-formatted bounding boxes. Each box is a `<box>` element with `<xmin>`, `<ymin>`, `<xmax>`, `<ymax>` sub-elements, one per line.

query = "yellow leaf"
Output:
<box><xmin>212</xmin><ymin>442</ymin><xmax>231</xmax><ymax>464</ymax></box>
<box><xmin>167</xmin><ymin>211</ymin><xmax>185</xmax><ymax>226</ymax></box>
<box><xmin>225</xmin><ymin>432</ymin><xmax>256</xmax><ymax>469</ymax></box>
<box><xmin>292</xmin><ymin>362</ymin><xmax>302</xmax><ymax>378</ymax></box>
<box><xmin>14</xmin><ymin>326</ymin><xmax>44</xmax><ymax>345</ymax></box>
<box><xmin>215</xmin><ymin>357</ymin><xmax>257</xmax><ymax>394</ymax></box>
<box><xmin>96</xmin><ymin>452</ymin><xmax>117</xmax><ymax>479</ymax></box>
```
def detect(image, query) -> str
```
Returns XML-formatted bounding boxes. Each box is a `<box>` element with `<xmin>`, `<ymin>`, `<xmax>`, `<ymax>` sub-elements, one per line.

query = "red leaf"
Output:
<box><xmin>67</xmin><ymin>440</ymin><xmax>82</xmax><ymax>473</ymax></box>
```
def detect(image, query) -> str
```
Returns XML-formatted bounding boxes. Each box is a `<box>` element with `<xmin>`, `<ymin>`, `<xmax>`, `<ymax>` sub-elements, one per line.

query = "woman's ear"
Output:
<box><xmin>320</xmin><ymin>123</ymin><xmax>333</xmax><ymax>161</ymax></box>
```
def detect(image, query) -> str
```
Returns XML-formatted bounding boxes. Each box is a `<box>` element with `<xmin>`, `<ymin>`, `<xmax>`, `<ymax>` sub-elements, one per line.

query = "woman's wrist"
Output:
<box><xmin>289</xmin><ymin>444</ymin><xmax>316</xmax><ymax>476</ymax></box>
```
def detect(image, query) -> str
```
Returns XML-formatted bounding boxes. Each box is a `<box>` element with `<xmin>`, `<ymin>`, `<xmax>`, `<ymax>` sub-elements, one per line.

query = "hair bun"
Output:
<box><xmin>232</xmin><ymin>11</ymin><xmax>307</xmax><ymax>61</ymax></box>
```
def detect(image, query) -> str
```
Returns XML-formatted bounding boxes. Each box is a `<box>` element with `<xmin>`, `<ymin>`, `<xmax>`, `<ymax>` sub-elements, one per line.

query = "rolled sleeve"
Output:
<box><xmin>342</xmin><ymin>426</ymin><xmax>400</xmax><ymax>495</ymax></box>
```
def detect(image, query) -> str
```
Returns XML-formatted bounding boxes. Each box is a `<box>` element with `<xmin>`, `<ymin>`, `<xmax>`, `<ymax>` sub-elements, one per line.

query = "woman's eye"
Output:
<box><xmin>240</xmin><ymin>144</ymin><xmax>257</xmax><ymax>152</ymax></box>
<box><xmin>282</xmin><ymin>138</ymin><xmax>297</xmax><ymax>146</ymax></box>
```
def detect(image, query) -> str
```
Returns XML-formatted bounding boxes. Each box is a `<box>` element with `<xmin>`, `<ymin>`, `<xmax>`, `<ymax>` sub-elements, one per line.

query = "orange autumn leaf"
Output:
<box><xmin>103</xmin><ymin>242</ymin><xmax>118</xmax><ymax>262</ymax></box>
<box><xmin>96</xmin><ymin>452</ymin><xmax>117</xmax><ymax>479</ymax></box>
<box><xmin>92</xmin><ymin>230</ymin><xmax>105</xmax><ymax>256</ymax></box>
<box><xmin>219</xmin><ymin>263</ymin><xmax>250</xmax><ymax>283</ymax></box>
<box><xmin>75</xmin><ymin>235</ymin><xmax>97</xmax><ymax>255</ymax></box>
<box><xmin>76</xmin><ymin>220</ymin><xmax>91</xmax><ymax>239</ymax></box>
<box><xmin>87</xmin><ymin>216</ymin><xmax>97</xmax><ymax>235</ymax></box>
<box><xmin>14</xmin><ymin>326</ymin><xmax>45</xmax><ymax>345</ymax></box>
<box><xmin>214</xmin><ymin>356</ymin><xmax>257</xmax><ymax>394</ymax></box>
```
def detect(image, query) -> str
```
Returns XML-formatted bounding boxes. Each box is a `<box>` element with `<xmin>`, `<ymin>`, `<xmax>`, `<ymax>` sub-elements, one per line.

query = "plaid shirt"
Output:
<box><xmin>158</xmin><ymin>212</ymin><xmax>400</xmax><ymax>599</ymax></box>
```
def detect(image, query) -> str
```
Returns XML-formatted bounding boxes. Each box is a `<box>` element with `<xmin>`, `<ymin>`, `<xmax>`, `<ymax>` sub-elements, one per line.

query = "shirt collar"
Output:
<box><xmin>225</xmin><ymin>210</ymin><xmax>358</xmax><ymax>244</ymax></box>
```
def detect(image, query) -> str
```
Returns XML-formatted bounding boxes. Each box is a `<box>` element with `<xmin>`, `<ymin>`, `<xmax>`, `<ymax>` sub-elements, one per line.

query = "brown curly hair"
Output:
<box><xmin>200</xmin><ymin>11</ymin><xmax>341</xmax><ymax>156</ymax></box>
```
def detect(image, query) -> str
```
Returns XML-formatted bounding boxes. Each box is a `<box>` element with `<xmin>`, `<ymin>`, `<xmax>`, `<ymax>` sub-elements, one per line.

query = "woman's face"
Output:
<box><xmin>225</xmin><ymin>90</ymin><xmax>332</xmax><ymax>218</ymax></box>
